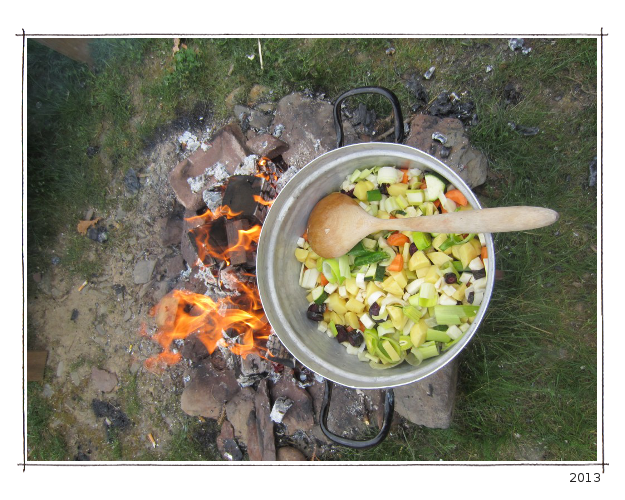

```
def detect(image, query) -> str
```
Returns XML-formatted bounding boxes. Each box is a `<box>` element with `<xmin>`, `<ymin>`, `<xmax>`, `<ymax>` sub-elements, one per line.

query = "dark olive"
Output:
<box><xmin>444</xmin><ymin>273</ymin><xmax>457</xmax><ymax>284</ymax></box>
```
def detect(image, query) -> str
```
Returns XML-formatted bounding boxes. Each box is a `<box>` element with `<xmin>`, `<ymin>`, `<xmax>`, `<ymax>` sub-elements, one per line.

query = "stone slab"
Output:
<box><xmin>392</xmin><ymin>357</ymin><xmax>459</xmax><ymax>429</ymax></box>
<box><xmin>405</xmin><ymin>114</ymin><xmax>488</xmax><ymax>188</ymax></box>
<box><xmin>169</xmin><ymin>124</ymin><xmax>251</xmax><ymax>211</ymax></box>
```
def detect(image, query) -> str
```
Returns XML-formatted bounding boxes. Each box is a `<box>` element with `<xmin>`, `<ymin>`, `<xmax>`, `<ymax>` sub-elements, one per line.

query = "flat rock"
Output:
<box><xmin>246</xmin><ymin>133</ymin><xmax>289</xmax><ymax>160</ymax></box>
<box><xmin>277</xmin><ymin>446</ymin><xmax>306</xmax><ymax>461</ymax></box>
<box><xmin>180</xmin><ymin>360</ymin><xmax>241</xmax><ymax>419</ymax></box>
<box><xmin>216</xmin><ymin>420</ymin><xmax>243</xmax><ymax>461</ymax></box>
<box><xmin>271</xmin><ymin>93</ymin><xmax>356</xmax><ymax>169</ymax></box>
<box><xmin>169</xmin><ymin>124</ymin><xmax>251</xmax><ymax>211</ymax></box>
<box><xmin>404</xmin><ymin>114</ymin><xmax>488</xmax><ymax>188</ymax></box>
<box><xmin>225</xmin><ymin>387</ymin><xmax>255</xmax><ymax>441</ymax></box>
<box><xmin>270</xmin><ymin>368</ymin><xmax>315</xmax><ymax>434</ymax></box>
<box><xmin>90</xmin><ymin>367</ymin><xmax>118</xmax><ymax>393</ymax></box>
<box><xmin>252</xmin><ymin>380</ymin><xmax>276</xmax><ymax>461</ymax></box>
<box><xmin>133</xmin><ymin>259</ymin><xmax>156</xmax><ymax>284</ymax></box>
<box><xmin>392</xmin><ymin>358</ymin><xmax>459</xmax><ymax>429</ymax></box>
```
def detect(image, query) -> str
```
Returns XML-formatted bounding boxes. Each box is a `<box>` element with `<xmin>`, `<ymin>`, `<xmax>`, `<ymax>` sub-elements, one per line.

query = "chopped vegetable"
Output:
<box><xmin>367</xmin><ymin>189</ymin><xmax>382</xmax><ymax>201</ymax></box>
<box><xmin>353</xmin><ymin>251</ymin><xmax>389</xmax><ymax>267</ymax></box>
<box><xmin>445</xmin><ymin>189</ymin><xmax>468</xmax><ymax>206</ymax></box>
<box><xmin>295</xmin><ymin>165</ymin><xmax>487</xmax><ymax>369</ymax></box>
<box><xmin>386</xmin><ymin>233</ymin><xmax>410</xmax><ymax>247</ymax></box>
<box><xmin>386</xmin><ymin>254</ymin><xmax>404</xmax><ymax>272</ymax></box>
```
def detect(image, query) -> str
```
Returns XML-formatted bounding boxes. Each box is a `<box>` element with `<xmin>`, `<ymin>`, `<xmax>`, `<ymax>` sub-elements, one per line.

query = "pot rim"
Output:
<box><xmin>257</xmin><ymin>142</ymin><xmax>495</xmax><ymax>389</ymax></box>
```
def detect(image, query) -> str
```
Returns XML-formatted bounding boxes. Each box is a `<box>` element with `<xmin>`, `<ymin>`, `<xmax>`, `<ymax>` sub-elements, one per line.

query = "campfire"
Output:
<box><xmin>145</xmin><ymin>157</ymin><xmax>281</xmax><ymax>372</ymax></box>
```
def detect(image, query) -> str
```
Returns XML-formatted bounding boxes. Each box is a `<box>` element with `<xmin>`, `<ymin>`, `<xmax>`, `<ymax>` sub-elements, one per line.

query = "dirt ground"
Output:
<box><xmin>26</xmin><ymin>124</ymin><xmax>218</xmax><ymax>461</ymax></box>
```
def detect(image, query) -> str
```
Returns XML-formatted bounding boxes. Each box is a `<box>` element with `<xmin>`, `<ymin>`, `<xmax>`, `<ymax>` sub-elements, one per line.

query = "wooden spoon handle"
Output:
<box><xmin>378</xmin><ymin>206</ymin><xmax>559</xmax><ymax>234</ymax></box>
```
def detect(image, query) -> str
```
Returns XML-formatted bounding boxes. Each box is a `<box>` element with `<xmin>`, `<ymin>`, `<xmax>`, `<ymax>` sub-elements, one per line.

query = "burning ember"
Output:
<box><xmin>144</xmin><ymin>157</ymin><xmax>280</xmax><ymax>371</ymax></box>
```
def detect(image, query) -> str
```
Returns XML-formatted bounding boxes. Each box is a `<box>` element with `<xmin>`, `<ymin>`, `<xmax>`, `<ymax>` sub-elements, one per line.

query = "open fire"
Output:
<box><xmin>144</xmin><ymin>157</ymin><xmax>279</xmax><ymax>371</ymax></box>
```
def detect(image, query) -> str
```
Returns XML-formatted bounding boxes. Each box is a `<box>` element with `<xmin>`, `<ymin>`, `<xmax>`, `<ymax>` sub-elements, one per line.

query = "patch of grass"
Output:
<box><xmin>161</xmin><ymin>418</ymin><xmax>221</xmax><ymax>461</ymax></box>
<box><xmin>26</xmin><ymin>383</ymin><xmax>70</xmax><ymax>461</ymax></box>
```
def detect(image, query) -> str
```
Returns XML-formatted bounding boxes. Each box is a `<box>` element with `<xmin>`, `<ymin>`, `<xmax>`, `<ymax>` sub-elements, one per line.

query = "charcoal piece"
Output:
<box><xmin>503</xmin><ymin>82</ymin><xmax>523</xmax><ymax>105</ymax></box>
<box><xmin>86</xmin><ymin>225</ymin><xmax>108</xmax><ymax>243</ymax></box>
<box><xmin>92</xmin><ymin>399</ymin><xmax>130</xmax><ymax>431</ymax></box>
<box><xmin>86</xmin><ymin>146</ymin><xmax>100</xmax><ymax>158</ymax></box>
<box><xmin>440</xmin><ymin>146</ymin><xmax>452</xmax><ymax>158</ymax></box>
<box><xmin>70</xmin><ymin>309</ymin><xmax>79</xmax><ymax>321</ymax></box>
<box><xmin>222</xmin><ymin>175</ymin><xmax>267</xmax><ymax>225</ymax></box>
<box><xmin>429</xmin><ymin>92</ymin><xmax>476</xmax><ymax>125</ymax></box>
<box><xmin>225</xmin><ymin>218</ymin><xmax>250</xmax><ymax>266</ymax></box>
<box><xmin>405</xmin><ymin>75</ymin><xmax>428</xmax><ymax>105</ymax></box>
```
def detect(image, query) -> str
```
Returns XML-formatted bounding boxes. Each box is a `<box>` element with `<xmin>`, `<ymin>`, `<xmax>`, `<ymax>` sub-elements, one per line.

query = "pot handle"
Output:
<box><xmin>319</xmin><ymin>379</ymin><xmax>394</xmax><ymax>449</ymax></box>
<box><xmin>333</xmin><ymin>86</ymin><xmax>404</xmax><ymax>148</ymax></box>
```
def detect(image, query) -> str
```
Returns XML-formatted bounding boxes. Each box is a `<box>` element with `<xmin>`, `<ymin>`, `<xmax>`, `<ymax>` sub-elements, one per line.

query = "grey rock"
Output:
<box><xmin>133</xmin><ymin>259</ymin><xmax>156</xmax><ymax>284</ymax></box>
<box><xmin>392</xmin><ymin>358</ymin><xmax>459</xmax><ymax>429</ymax></box>
<box><xmin>56</xmin><ymin>360</ymin><xmax>66</xmax><ymax>378</ymax></box>
<box><xmin>405</xmin><ymin>114</ymin><xmax>488</xmax><ymax>188</ymax></box>
<box><xmin>42</xmin><ymin>384</ymin><xmax>53</xmax><ymax>398</ymax></box>
<box><xmin>90</xmin><ymin>367</ymin><xmax>118</xmax><ymax>393</ymax></box>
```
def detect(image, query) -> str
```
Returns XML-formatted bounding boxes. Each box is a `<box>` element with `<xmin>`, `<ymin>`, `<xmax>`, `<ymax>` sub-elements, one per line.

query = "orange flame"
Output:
<box><xmin>185</xmin><ymin>205</ymin><xmax>257</xmax><ymax>266</ymax></box>
<box><xmin>144</xmin><ymin>204</ymin><xmax>270</xmax><ymax>371</ymax></box>
<box><xmin>145</xmin><ymin>282</ymin><xmax>271</xmax><ymax>371</ymax></box>
<box><xmin>253</xmin><ymin>195</ymin><xmax>274</xmax><ymax>207</ymax></box>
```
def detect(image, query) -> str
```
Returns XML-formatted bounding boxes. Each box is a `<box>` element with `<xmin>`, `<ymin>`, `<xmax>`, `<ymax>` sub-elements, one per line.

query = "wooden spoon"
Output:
<box><xmin>307</xmin><ymin>192</ymin><xmax>559</xmax><ymax>259</ymax></box>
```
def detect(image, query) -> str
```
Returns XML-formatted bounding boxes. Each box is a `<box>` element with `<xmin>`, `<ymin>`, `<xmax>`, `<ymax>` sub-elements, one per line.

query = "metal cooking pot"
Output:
<box><xmin>257</xmin><ymin>87</ymin><xmax>495</xmax><ymax>447</ymax></box>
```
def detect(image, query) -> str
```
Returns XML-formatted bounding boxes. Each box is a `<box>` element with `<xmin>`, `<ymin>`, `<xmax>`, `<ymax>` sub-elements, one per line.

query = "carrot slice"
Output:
<box><xmin>302</xmin><ymin>230</ymin><xmax>308</xmax><ymax>241</ymax></box>
<box><xmin>420</xmin><ymin>181</ymin><xmax>427</xmax><ymax>189</ymax></box>
<box><xmin>387</xmin><ymin>254</ymin><xmax>404</xmax><ymax>272</ymax></box>
<box><xmin>387</xmin><ymin>233</ymin><xmax>410</xmax><ymax>247</ymax></box>
<box><xmin>401</xmin><ymin>169</ymin><xmax>409</xmax><ymax>184</ymax></box>
<box><xmin>319</xmin><ymin>274</ymin><xmax>329</xmax><ymax>286</ymax></box>
<box><xmin>445</xmin><ymin>189</ymin><xmax>468</xmax><ymax>206</ymax></box>
<box><xmin>481</xmin><ymin>246</ymin><xmax>488</xmax><ymax>260</ymax></box>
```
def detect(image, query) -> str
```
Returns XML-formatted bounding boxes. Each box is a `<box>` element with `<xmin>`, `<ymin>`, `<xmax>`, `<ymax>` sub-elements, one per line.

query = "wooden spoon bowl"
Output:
<box><xmin>307</xmin><ymin>193</ymin><xmax>559</xmax><ymax>259</ymax></box>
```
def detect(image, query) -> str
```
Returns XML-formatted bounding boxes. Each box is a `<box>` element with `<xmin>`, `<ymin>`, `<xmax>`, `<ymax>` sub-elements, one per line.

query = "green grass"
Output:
<box><xmin>26</xmin><ymin>383</ymin><xmax>70</xmax><ymax>460</ymax></box>
<box><xmin>26</xmin><ymin>37</ymin><xmax>597</xmax><ymax>461</ymax></box>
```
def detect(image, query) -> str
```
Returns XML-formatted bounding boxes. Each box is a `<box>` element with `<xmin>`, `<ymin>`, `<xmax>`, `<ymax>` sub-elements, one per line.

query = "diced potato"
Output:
<box><xmin>346</xmin><ymin>298</ymin><xmax>366</xmax><ymax>315</ymax></box>
<box><xmin>353</xmin><ymin>180</ymin><xmax>375</xmax><ymax>201</ymax></box>
<box><xmin>410</xmin><ymin>319</ymin><xmax>428</xmax><ymax>347</ymax></box>
<box><xmin>376</xmin><ymin>210</ymin><xmax>391</xmax><ymax>219</ymax></box>
<box><xmin>469</xmin><ymin>237</ymin><xmax>482</xmax><ymax>254</ymax></box>
<box><xmin>458</xmin><ymin>242</ymin><xmax>479</xmax><ymax>269</ymax></box>
<box><xmin>344</xmin><ymin>277</ymin><xmax>359</xmax><ymax>296</ymax></box>
<box><xmin>345</xmin><ymin>311</ymin><xmax>360</xmax><ymax>330</ymax></box>
<box><xmin>416</xmin><ymin>266</ymin><xmax>432</xmax><ymax>279</ymax></box>
<box><xmin>431</xmin><ymin>234</ymin><xmax>448</xmax><ymax>250</ymax></box>
<box><xmin>387</xmin><ymin>183</ymin><xmax>408</xmax><ymax>197</ymax></box>
<box><xmin>294</xmin><ymin>248</ymin><xmax>309</xmax><ymax>263</ymax></box>
<box><xmin>304</xmin><ymin>255</ymin><xmax>318</xmax><ymax>269</ymax></box>
<box><xmin>408</xmin><ymin>250</ymin><xmax>431</xmax><ymax>271</ymax></box>
<box><xmin>390</xmin><ymin>270</ymin><xmax>408</xmax><ymax>289</ymax></box>
<box><xmin>451</xmin><ymin>244</ymin><xmax>462</xmax><ymax>260</ymax></box>
<box><xmin>329</xmin><ymin>311</ymin><xmax>344</xmax><ymax>326</ymax></box>
<box><xmin>323</xmin><ymin>310</ymin><xmax>332</xmax><ymax>322</ymax></box>
<box><xmin>424</xmin><ymin>266</ymin><xmax>442</xmax><ymax>284</ymax></box>
<box><xmin>427</xmin><ymin>251</ymin><xmax>453</xmax><ymax>267</ymax></box>
<box><xmin>452</xmin><ymin>283</ymin><xmax>467</xmax><ymax>301</ymax></box>
<box><xmin>327</xmin><ymin>293</ymin><xmax>348</xmax><ymax>315</ymax></box>
<box><xmin>365</xmin><ymin>281</ymin><xmax>382</xmax><ymax>301</ymax></box>
<box><xmin>383</xmin><ymin>279</ymin><xmax>404</xmax><ymax>297</ymax></box>
<box><xmin>387</xmin><ymin>306</ymin><xmax>408</xmax><ymax>330</ymax></box>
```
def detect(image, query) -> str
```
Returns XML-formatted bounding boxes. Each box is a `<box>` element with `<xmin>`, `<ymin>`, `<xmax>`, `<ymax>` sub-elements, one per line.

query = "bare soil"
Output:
<box><xmin>27</xmin><ymin>127</ymin><xmax>216</xmax><ymax>461</ymax></box>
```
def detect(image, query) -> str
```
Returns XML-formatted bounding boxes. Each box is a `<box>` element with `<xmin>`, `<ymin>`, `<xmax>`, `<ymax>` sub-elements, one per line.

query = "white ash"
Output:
<box><xmin>187</xmin><ymin>162</ymin><xmax>229</xmax><ymax>193</ymax></box>
<box><xmin>234</xmin><ymin>154</ymin><xmax>259</xmax><ymax>176</ymax></box>
<box><xmin>202</xmin><ymin>190</ymin><xmax>223</xmax><ymax>212</ymax></box>
<box><xmin>273</xmin><ymin>123</ymin><xmax>284</xmax><ymax>138</ymax></box>
<box><xmin>178</xmin><ymin>131</ymin><xmax>200</xmax><ymax>152</ymax></box>
<box><xmin>200</xmin><ymin>142</ymin><xmax>212</xmax><ymax>152</ymax></box>
<box><xmin>195</xmin><ymin>261</ymin><xmax>219</xmax><ymax>288</ymax></box>
<box><xmin>270</xmin><ymin>397</ymin><xmax>294</xmax><ymax>423</ymax></box>
<box><xmin>275</xmin><ymin>166</ymin><xmax>299</xmax><ymax>193</ymax></box>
